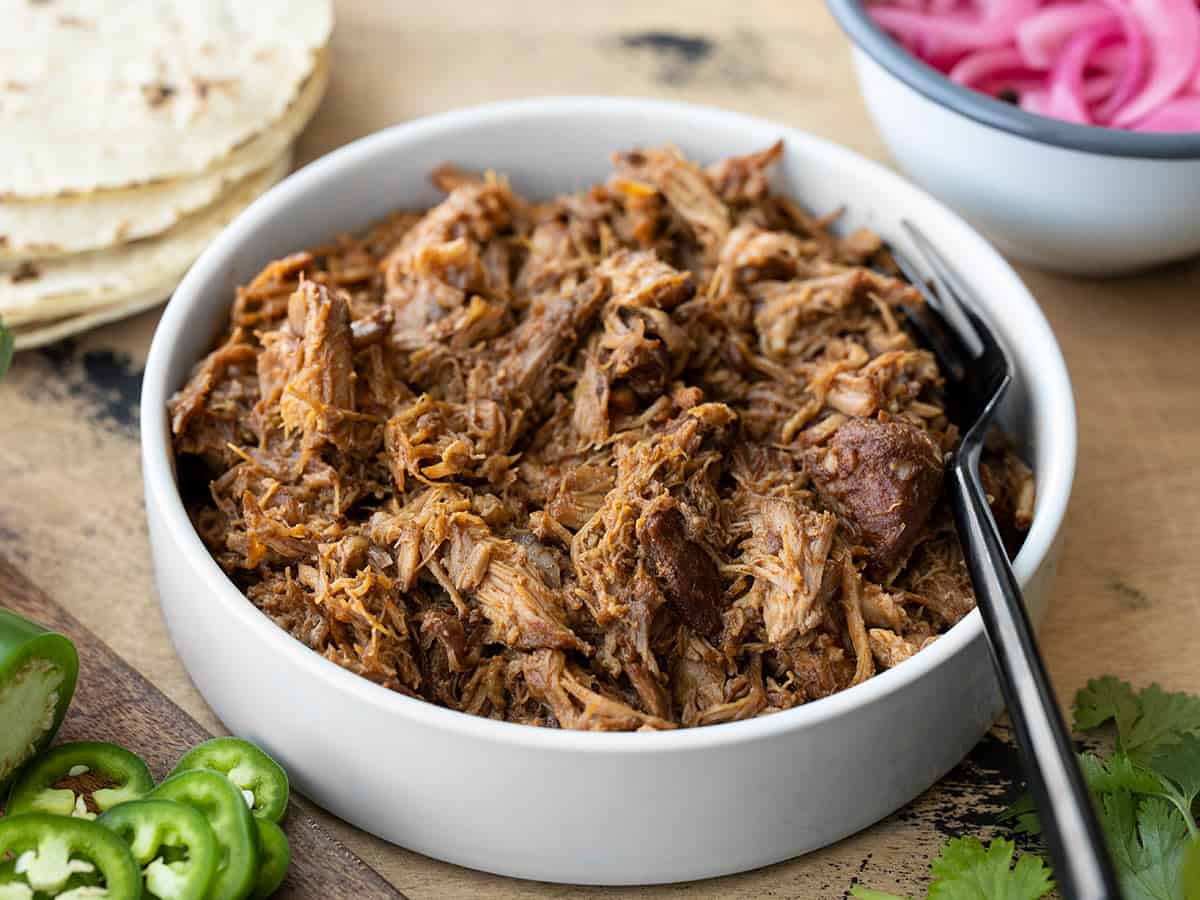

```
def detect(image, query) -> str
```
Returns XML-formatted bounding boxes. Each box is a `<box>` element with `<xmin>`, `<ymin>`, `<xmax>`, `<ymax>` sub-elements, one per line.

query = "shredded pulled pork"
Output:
<box><xmin>170</xmin><ymin>144</ymin><xmax>1034</xmax><ymax>730</ymax></box>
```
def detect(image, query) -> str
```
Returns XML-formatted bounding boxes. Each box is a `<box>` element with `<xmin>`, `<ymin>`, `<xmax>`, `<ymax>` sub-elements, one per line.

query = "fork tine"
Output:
<box><xmin>955</xmin><ymin>298</ymin><xmax>1004</xmax><ymax>356</ymax></box>
<box><xmin>900</xmin><ymin>220</ymin><xmax>986</xmax><ymax>358</ymax></box>
<box><xmin>883</xmin><ymin>243</ymin><xmax>969</xmax><ymax>382</ymax></box>
<box><xmin>888</xmin><ymin>242</ymin><xmax>947</xmax><ymax>316</ymax></box>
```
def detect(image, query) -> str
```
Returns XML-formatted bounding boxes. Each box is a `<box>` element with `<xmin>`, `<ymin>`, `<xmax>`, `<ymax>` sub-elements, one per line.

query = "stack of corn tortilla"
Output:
<box><xmin>0</xmin><ymin>0</ymin><xmax>333</xmax><ymax>349</ymax></box>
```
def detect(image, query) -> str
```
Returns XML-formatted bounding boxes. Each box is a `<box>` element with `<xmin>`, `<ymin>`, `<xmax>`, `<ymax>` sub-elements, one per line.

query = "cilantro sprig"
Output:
<box><xmin>1075</xmin><ymin>677</ymin><xmax>1200</xmax><ymax>764</ymax></box>
<box><xmin>853</xmin><ymin>676</ymin><xmax>1200</xmax><ymax>900</ymax></box>
<box><xmin>852</xmin><ymin>838</ymin><xmax>1053</xmax><ymax>900</ymax></box>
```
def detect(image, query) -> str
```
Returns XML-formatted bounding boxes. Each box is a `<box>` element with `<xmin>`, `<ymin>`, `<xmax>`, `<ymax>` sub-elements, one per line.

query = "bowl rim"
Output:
<box><xmin>825</xmin><ymin>0</ymin><xmax>1200</xmax><ymax>160</ymax></box>
<box><xmin>141</xmin><ymin>95</ymin><xmax>1077</xmax><ymax>754</ymax></box>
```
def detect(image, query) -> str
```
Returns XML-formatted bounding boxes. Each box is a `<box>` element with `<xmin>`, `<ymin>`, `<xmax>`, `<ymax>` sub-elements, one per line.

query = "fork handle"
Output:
<box><xmin>950</xmin><ymin>444</ymin><xmax>1121</xmax><ymax>900</ymax></box>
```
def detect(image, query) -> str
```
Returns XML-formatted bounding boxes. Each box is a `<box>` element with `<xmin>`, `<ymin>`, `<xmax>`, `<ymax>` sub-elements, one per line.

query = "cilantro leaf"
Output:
<box><xmin>1074</xmin><ymin>678</ymin><xmax>1200</xmax><ymax>762</ymax></box>
<box><xmin>852</xmin><ymin>839</ymin><xmax>1053</xmax><ymax>900</ymax></box>
<box><xmin>1130</xmin><ymin>687</ymin><xmax>1200</xmax><ymax>762</ymax></box>
<box><xmin>1152</xmin><ymin>735</ymin><xmax>1200</xmax><ymax>798</ymax></box>
<box><xmin>997</xmin><ymin>793</ymin><xmax>1042</xmax><ymax>837</ymax></box>
<box><xmin>1149</xmin><ymin>735</ymin><xmax>1200</xmax><ymax>838</ymax></box>
<box><xmin>999</xmin><ymin>751</ymin><xmax>1164</xmax><ymax>838</ymax></box>
<box><xmin>1101</xmin><ymin>792</ymin><xmax>1190</xmax><ymax>900</ymax></box>
<box><xmin>1075</xmin><ymin>676</ymin><xmax>1141</xmax><ymax>737</ymax></box>
<box><xmin>0</xmin><ymin>316</ymin><xmax>12</xmax><ymax>381</ymax></box>
<box><xmin>1080</xmin><ymin>751</ymin><xmax>1170</xmax><ymax>797</ymax></box>
<box><xmin>927</xmin><ymin>838</ymin><xmax>1054</xmax><ymax>900</ymax></box>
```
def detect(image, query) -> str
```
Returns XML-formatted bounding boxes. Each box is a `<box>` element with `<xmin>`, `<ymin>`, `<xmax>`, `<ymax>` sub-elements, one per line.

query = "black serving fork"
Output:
<box><xmin>890</xmin><ymin>220</ymin><xmax>1121</xmax><ymax>900</ymax></box>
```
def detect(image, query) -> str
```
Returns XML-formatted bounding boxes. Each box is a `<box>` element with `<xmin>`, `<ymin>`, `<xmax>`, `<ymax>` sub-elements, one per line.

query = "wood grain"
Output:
<box><xmin>0</xmin><ymin>554</ymin><xmax>406</xmax><ymax>900</ymax></box>
<box><xmin>0</xmin><ymin>1</ymin><xmax>1197</xmax><ymax>897</ymax></box>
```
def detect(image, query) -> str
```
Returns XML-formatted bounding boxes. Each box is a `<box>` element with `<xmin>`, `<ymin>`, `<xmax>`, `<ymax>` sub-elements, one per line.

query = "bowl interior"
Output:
<box><xmin>142</xmin><ymin>97</ymin><xmax>1075</xmax><ymax>747</ymax></box>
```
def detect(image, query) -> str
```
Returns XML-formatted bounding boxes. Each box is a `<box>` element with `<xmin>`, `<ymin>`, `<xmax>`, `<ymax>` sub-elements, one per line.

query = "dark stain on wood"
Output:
<box><xmin>621</xmin><ymin>31</ymin><xmax>715</xmax><ymax>66</ymax></box>
<box><xmin>1108</xmin><ymin>578</ymin><xmax>1151</xmax><ymax>610</ymax></box>
<box><xmin>0</xmin><ymin>553</ymin><xmax>407</xmax><ymax>899</ymax></box>
<box><xmin>835</xmin><ymin>730</ymin><xmax>1049</xmax><ymax>896</ymax></box>
<box><xmin>0</xmin><ymin>510</ymin><xmax>29</xmax><ymax>563</ymax></box>
<box><xmin>37</xmin><ymin>342</ymin><xmax>142</xmax><ymax>432</ymax></box>
<box><xmin>888</xmin><ymin>730</ymin><xmax>1029</xmax><ymax>841</ymax></box>
<box><xmin>615</xmin><ymin>29</ymin><xmax>783</xmax><ymax>89</ymax></box>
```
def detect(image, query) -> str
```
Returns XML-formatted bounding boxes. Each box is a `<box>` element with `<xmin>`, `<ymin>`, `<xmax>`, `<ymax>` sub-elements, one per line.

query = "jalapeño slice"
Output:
<box><xmin>150</xmin><ymin>770</ymin><xmax>259</xmax><ymax>900</ymax></box>
<box><xmin>249</xmin><ymin>818</ymin><xmax>290</xmax><ymax>899</ymax></box>
<box><xmin>0</xmin><ymin>812</ymin><xmax>141</xmax><ymax>899</ymax></box>
<box><xmin>170</xmin><ymin>738</ymin><xmax>289</xmax><ymax>823</ymax></box>
<box><xmin>7</xmin><ymin>742</ymin><xmax>153</xmax><ymax>820</ymax></box>
<box><xmin>99</xmin><ymin>799</ymin><xmax>218</xmax><ymax>900</ymax></box>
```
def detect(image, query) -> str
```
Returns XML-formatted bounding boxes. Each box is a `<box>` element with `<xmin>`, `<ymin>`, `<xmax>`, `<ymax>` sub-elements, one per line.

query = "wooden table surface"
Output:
<box><xmin>3</xmin><ymin>2</ymin><xmax>1198</xmax><ymax>897</ymax></box>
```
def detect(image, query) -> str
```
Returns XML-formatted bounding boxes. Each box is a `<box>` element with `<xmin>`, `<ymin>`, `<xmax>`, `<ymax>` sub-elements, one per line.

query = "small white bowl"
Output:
<box><xmin>827</xmin><ymin>0</ymin><xmax>1200</xmax><ymax>276</ymax></box>
<box><xmin>141</xmin><ymin>97</ymin><xmax>1076</xmax><ymax>885</ymax></box>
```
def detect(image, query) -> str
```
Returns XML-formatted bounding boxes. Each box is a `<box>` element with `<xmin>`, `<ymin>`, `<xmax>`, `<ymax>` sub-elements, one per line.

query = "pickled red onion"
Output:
<box><xmin>948</xmin><ymin>47</ymin><xmax>1030</xmax><ymax>87</ymax></box>
<box><xmin>1093</xmin><ymin>0</ymin><xmax>1147</xmax><ymax>122</ymax></box>
<box><xmin>1085</xmin><ymin>72</ymin><xmax>1121</xmax><ymax>101</ymax></box>
<box><xmin>1046</xmin><ymin>22</ymin><xmax>1122</xmax><ymax>124</ymax></box>
<box><xmin>1134</xmin><ymin>93</ymin><xmax>1200</xmax><ymax>128</ymax></box>
<box><xmin>1020</xmin><ymin>87</ymin><xmax>1052</xmax><ymax>115</ymax></box>
<box><xmin>1110</xmin><ymin>0</ymin><xmax>1200</xmax><ymax>125</ymax></box>
<box><xmin>1015</xmin><ymin>3</ymin><xmax>1116</xmax><ymax>67</ymax></box>
<box><xmin>868</xmin><ymin>0</ymin><xmax>1200</xmax><ymax>131</ymax></box>
<box><xmin>871</xmin><ymin>0</ymin><xmax>1039</xmax><ymax>50</ymax></box>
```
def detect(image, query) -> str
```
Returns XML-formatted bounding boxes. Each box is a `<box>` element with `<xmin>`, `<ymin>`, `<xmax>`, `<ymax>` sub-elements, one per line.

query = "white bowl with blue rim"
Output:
<box><xmin>827</xmin><ymin>0</ymin><xmax>1200</xmax><ymax>276</ymax></box>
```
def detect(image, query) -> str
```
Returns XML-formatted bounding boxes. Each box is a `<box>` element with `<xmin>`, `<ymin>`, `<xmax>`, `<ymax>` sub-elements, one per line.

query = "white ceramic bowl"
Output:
<box><xmin>827</xmin><ymin>0</ymin><xmax>1200</xmax><ymax>276</ymax></box>
<box><xmin>141</xmin><ymin>97</ymin><xmax>1076</xmax><ymax>886</ymax></box>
